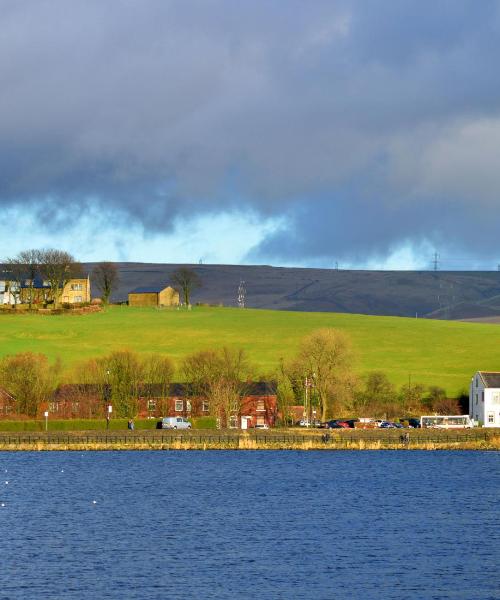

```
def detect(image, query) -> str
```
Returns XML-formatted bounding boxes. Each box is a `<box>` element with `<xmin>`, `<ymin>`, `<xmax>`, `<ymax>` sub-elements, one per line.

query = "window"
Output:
<box><xmin>487</xmin><ymin>412</ymin><xmax>495</xmax><ymax>424</ymax></box>
<box><xmin>71</xmin><ymin>283</ymin><xmax>83</xmax><ymax>291</ymax></box>
<box><xmin>175</xmin><ymin>399</ymin><xmax>183</xmax><ymax>412</ymax></box>
<box><xmin>475</xmin><ymin>393</ymin><xmax>478</xmax><ymax>405</ymax></box>
<box><xmin>492</xmin><ymin>393</ymin><xmax>500</xmax><ymax>405</ymax></box>
<box><xmin>256</xmin><ymin>399</ymin><xmax>265</xmax><ymax>411</ymax></box>
<box><xmin>147</xmin><ymin>399</ymin><xmax>157</xmax><ymax>411</ymax></box>
<box><xmin>229</xmin><ymin>415</ymin><xmax>238</xmax><ymax>429</ymax></box>
<box><xmin>74</xmin><ymin>296</ymin><xmax>83</xmax><ymax>303</ymax></box>
<box><xmin>256</xmin><ymin>416</ymin><xmax>265</xmax><ymax>426</ymax></box>
<box><xmin>202</xmin><ymin>400</ymin><xmax>209</xmax><ymax>412</ymax></box>
<box><xmin>186</xmin><ymin>400</ymin><xmax>192</xmax><ymax>413</ymax></box>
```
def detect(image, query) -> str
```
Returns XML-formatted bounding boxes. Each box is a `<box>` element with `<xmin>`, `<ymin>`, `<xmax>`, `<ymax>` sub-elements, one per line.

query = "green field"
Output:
<box><xmin>1</xmin><ymin>306</ymin><xmax>500</xmax><ymax>395</ymax></box>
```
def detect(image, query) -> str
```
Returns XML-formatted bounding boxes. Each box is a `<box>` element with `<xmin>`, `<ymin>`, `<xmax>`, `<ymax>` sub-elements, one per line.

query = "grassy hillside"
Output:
<box><xmin>1</xmin><ymin>306</ymin><xmax>500</xmax><ymax>394</ymax></box>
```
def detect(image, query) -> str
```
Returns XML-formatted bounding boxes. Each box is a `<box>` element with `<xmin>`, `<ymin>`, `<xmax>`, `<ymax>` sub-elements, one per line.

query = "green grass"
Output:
<box><xmin>0</xmin><ymin>416</ymin><xmax>216</xmax><ymax>432</ymax></box>
<box><xmin>1</xmin><ymin>305</ymin><xmax>500</xmax><ymax>395</ymax></box>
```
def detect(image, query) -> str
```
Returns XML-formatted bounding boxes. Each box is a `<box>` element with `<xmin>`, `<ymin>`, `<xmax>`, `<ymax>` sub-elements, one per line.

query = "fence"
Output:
<box><xmin>0</xmin><ymin>429</ymin><xmax>496</xmax><ymax>450</ymax></box>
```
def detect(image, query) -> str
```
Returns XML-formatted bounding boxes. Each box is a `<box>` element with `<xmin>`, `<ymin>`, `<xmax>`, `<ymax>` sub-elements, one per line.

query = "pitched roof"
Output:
<box><xmin>129</xmin><ymin>285</ymin><xmax>167</xmax><ymax>294</ymax></box>
<box><xmin>479</xmin><ymin>372</ymin><xmax>500</xmax><ymax>388</ymax></box>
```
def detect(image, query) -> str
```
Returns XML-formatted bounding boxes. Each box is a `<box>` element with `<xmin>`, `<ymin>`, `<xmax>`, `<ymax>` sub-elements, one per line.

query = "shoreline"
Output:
<box><xmin>0</xmin><ymin>430</ymin><xmax>498</xmax><ymax>451</ymax></box>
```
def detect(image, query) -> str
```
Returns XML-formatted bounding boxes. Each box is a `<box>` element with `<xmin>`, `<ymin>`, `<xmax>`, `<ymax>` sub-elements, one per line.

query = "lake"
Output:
<box><xmin>0</xmin><ymin>451</ymin><xmax>498</xmax><ymax>599</ymax></box>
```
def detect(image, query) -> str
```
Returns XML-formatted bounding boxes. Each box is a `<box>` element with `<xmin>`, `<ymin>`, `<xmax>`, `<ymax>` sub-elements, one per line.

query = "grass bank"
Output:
<box><xmin>1</xmin><ymin>306</ymin><xmax>500</xmax><ymax>394</ymax></box>
<box><xmin>0</xmin><ymin>416</ymin><xmax>216</xmax><ymax>432</ymax></box>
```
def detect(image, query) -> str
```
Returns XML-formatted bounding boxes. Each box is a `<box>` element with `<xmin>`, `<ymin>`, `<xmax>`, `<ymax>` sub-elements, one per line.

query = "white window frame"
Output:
<box><xmin>175</xmin><ymin>399</ymin><xmax>183</xmax><ymax>412</ymax></box>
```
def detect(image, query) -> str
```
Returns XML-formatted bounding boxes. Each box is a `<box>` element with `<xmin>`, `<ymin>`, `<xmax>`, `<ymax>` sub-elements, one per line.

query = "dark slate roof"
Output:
<box><xmin>20</xmin><ymin>276</ymin><xmax>50</xmax><ymax>289</ymax></box>
<box><xmin>129</xmin><ymin>285</ymin><xmax>166</xmax><ymax>294</ymax></box>
<box><xmin>479</xmin><ymin>372</ymin><xmax>500</xmax><ymax>388</ymax></box>
<box><xmin>54</xmin><ymin>381</ymin><xmax>277</xmax><ymax>398</ymax></box>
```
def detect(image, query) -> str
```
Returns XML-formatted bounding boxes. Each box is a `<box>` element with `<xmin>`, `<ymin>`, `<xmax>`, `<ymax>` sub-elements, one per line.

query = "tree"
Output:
<box><xmin>142</xmin><ymin>354</ymin><xmax>174</xmax><ymax>416</ymax></box>
<box><xmin>92</xmin><ymin>262</ymin><xmax>119</xmax><ymax>305</ymax></box>
<box><xmin>275</xmin><ymin>359</ymin><xmax>296</xmax><ymax>427</ymax></box>
<box><xmin>16</xmin><ymin>249</ymin><xmax>42</xmax><ymax>310</ymax></box>
<box><xmin>0</xmin><ymin>352</ymin><xmax>60</xmax><ymax>417</ymax></box>
<box><xmin>39</xmin><ymin>249</ymin><xmax>81</xmax><ymax>307</ymax></box>
<box><xmin>356</xmin><ymin>371</ymin><xmax>398</xmax><ymax>418</ymax></box>
<box><xmin>288</xmin><ymin>328</ymin><xmax>354</xmax><ymax>421</ymax></box>
<box><xmin>100</xmin><ymin>350</ymin><xmax>144</xmax><ymax>418</ymax></box>
<box><xmin>183</xmin><ymin>347</ymin><xmax>251</xmax><ymax>427</ymax></box>
<box><xmin>171</xmin><ymin>267</ymin><xmax>201</xmax><ymax>306</ymax></box>
<box><xmin>3</xmin><ymin>258</ymin><xmax>24</xmax><ymax>308</ymax></box>
<box><xmin>399</xmin><ymin>381</ymin><xmax>426</xmax><ymax>415</ymax></box>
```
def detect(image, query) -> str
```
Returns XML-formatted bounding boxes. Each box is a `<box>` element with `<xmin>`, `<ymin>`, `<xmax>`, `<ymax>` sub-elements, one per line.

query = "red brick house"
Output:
<box><xmin>0</xmin><ymin>387</ymin><xmax>16</xmax><ymax>416</ymax></box>
<box><xmin>33</xmin><ymin>381</ymin><xmax>278</xmax><ymax>428</ymax></box>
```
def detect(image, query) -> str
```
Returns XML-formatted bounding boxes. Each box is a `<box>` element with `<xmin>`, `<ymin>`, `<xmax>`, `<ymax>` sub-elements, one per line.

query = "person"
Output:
<box><xmin>127</xmin><ymin>419</ymin><xmax>134</xmax><ymax>431</ymax></box>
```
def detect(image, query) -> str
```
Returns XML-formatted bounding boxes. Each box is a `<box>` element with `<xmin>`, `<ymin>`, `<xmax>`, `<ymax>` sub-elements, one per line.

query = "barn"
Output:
<box><xmin>128</xmin><ymin>285</ymin><xmax>180</xmax><ymax>307</ymax></box>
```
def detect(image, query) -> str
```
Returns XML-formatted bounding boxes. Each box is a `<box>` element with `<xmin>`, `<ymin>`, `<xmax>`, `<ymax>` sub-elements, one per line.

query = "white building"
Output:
<box><xmin>469</xmin><ymin>372</ymin><xmax>500</xmax><ymax>427</ymax></box>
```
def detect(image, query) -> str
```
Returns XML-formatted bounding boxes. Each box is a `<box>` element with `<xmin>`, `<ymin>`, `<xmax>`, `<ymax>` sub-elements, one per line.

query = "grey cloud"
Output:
<box><xmin>1</xmin><ymin>0</ymin><xmax>500</xmax><ymax>262</ymax></box>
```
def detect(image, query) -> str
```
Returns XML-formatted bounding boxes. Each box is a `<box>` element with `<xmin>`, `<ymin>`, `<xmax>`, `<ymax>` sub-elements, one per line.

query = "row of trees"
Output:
<box><xmin>0</xmin><ymin>328</ymin><xmax>463</xmax><ymax>422</ymax></box>
<box><xmin>0</xmin><ymin>347</ymin><xmax>251</xmax><ymax>421</ymax></box>
<box><xmin>3</xmin><ymin>248</ymin><xmax>121</xmax><ymax>307</ymax></box>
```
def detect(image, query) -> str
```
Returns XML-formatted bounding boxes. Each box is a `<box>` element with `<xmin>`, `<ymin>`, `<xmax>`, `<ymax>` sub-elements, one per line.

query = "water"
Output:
<box><xmin>0</xmin><ymin>451</ymin><xmax>498</xmax><ymax>600</ymax></box>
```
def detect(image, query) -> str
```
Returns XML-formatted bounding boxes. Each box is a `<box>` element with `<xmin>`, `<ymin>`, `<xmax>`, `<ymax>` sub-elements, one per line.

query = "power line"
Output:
<box><xmin>432</xmin><ymin>252</ymin><xmax>440</xmax><ymax>271</ymax></box>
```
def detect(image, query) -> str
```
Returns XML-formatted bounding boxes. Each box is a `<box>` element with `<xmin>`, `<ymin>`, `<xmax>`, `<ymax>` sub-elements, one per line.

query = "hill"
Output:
<box><xmin>85</xmin><ymin>263</ymin><xmax>500</xmax><ymax>320</ymax></box>
<box><xmin>1</xmin><ymin>306</ymin><xmax>500</xmax><ymax>396</ymax></box>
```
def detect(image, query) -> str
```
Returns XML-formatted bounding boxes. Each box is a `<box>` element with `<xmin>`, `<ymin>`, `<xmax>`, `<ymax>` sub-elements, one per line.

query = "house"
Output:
<box><xmin>31</xmin><ymin>381</ymin><xmax>278</xmax><ymax>427</ymax></box>
<box><xmin>0</xmin><ymin>387</ymin><xmax>16</xmax><ymax>416</ymax></box>
<box><xmin>0</xmin><ymin>273</ymin><xmax>91</xmax><ymax>306</ymax></box>
<box><xmin>469</xmin><ymin>371</ymin><xmax>500</xmax><ymax>427</ymax></box>
<box><xmin>60</xmin><ymin>277</ymin><xmax>91</xmax><ymax>304</ymax></box>
<box><xmin>128</xmin><ymin>285</ymin><xmax>179</xmax><ymax>307</ymax></box>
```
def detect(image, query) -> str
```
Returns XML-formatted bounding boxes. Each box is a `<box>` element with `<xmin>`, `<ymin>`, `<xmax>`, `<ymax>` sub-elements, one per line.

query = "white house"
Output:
<box><xmin>469</xmin><ymin>372</ymin><xmax>500</xmax><ymax>427</ymax></box>
<box><xmin>0</xmin><ymin>279</ymin><xmax>20</xmax><ymax>305</ymax></box>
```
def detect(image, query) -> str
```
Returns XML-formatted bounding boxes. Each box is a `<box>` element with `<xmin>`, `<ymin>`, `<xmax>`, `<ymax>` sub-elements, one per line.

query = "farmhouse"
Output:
<box><xmin>128</xmin><ymin>285</ymin><xmax>179</xmax><ymax>307</ymax></box>
<box><xmin>0</xmin><ymin>274</ymin><xmax>91</xmax><ymax>305</ymax></box>
<box><xmin>469</xmin><ymin>371</ymin><xmax>500</xmax><ymax>427</ymax></box>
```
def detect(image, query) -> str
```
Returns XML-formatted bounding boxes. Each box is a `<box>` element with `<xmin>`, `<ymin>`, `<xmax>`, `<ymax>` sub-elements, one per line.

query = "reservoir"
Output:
<box><xmin>0</xmin><ymin>451</ymin><xmax>498</xmax><ymax>599</ymax></box>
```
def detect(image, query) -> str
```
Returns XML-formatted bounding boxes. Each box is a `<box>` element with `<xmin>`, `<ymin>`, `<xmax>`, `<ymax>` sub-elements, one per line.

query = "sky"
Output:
<box><xmin>1</xmin><ymin>0</ymin><xmax>500</xmax><ymax>269</ymax></box>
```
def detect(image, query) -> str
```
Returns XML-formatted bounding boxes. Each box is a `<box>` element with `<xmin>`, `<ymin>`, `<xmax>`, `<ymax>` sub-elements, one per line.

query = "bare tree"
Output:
<box><xmin>92</xmin><ymin>262</ymin><xmax>119</xmax><ymax>305</ymax></box>
<box><xmin>39</xmin><ymin>249</ymin><xmax>81</xmax><ymax>307</ymax></box>
<box><xmin>183</xmin><ymin>347</ymin><xmax>250</xmax><ymax>427</ymax></box>
<box><xmin>288</xmin><ymin>328</ymin><xmax>354</xmax><ymax>421</ymax></box>
<box><xmin>171</xmin><ymin>267</ymin><xmax>201</xmax><ymax>307</ymax></box>
<box><xmin>3</xmin><ymin>258</ymin><xmax>24</xmax><ymax>308</ymax></box>
<box><xmin>0</xmin><ymin>352</ymin><xmax>60</xmax><ymax>417</ymax></box>
<box><xmin>142</xmin><ymin>354</ymin><xmax>174</xmax><ymax>416</ymax></box>
<box><xmin>98</xmin><ymin>350</ymin><xmax>144</xmax><ymax>418</ymax></box>
<box><xmin>17</xmin><ymin>249</ymin><xmax>42</xmax><ymax>309</ymax></box>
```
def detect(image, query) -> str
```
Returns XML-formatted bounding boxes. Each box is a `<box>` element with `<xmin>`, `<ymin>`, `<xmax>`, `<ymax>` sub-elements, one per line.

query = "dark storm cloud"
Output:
<box><xmin>1</xmin><ymin>0</ymin><xmax>500</xmax><ymax>262</ymax></box>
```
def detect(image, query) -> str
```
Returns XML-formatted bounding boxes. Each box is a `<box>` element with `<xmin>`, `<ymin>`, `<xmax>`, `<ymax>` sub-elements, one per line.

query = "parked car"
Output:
<box><xmin>255</xmin><ymin>423</ymin><xmax>269</xmax><ymax>430</ymax></box>
<box><xmin>298</xmin><ymin>419</ymin><xmax>322</xmax><ymax>427</ymax></box>
<box><xmin>379</xmin><ymin>421</ymin><xmax>397</xmax><ymax>428</ymax></box>
<box><xmin>325</xmin><ymin>420</ymin><xmax>343</xmax><ymax>429</ymax></box>
<box><xmin>156</xmin><ymin>417</ymin><xmax>192</xmax><ymax>430</ymax></box>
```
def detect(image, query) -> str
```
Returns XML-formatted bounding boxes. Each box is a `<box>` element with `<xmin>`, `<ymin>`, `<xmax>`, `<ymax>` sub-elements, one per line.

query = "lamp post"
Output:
<box><xmin>107</xmin><ymin>404</ymin><xmax>112</xmax><ymax>430</ymax></box>
<box><xmin>44</xmin><ymin>410</ymin><xmax>49</xmax><ymax>432</ymax></box>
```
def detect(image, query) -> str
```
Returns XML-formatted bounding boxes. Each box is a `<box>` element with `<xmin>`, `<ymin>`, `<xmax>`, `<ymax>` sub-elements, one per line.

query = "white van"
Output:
<box><xmin>158</xmin><ymin>417</ymin><xmax>192</xmax><ymax>430</ymax></box>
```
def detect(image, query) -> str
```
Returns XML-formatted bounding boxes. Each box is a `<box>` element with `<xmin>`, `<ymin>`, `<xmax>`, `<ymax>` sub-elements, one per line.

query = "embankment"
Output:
<box><xmin>0</xmin><ymin>429</ymin><xmax>498</xmax><ymax>451</ymax></box>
